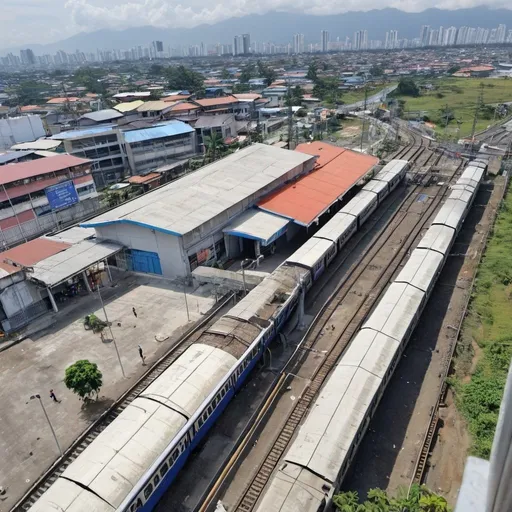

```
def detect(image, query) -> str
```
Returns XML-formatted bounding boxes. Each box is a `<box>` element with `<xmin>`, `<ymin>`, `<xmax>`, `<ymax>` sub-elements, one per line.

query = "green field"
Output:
<box><xmin>395</xmin><ymin>78</ymin><xmax>512</xmax><ymax>138</ymax></box>
<box><xmin>452</xmin><ymin>184</ymin><xmax>512</xmax><ymax>457</ymax></box>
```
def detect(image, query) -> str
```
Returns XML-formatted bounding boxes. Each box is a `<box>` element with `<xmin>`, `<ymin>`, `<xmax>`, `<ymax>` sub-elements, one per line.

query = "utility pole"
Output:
<box><xmin>30</xmin><ymin>394</ymin><xmax>62</xmax><ymax>456</ymax></box>
<box><xmin>96</xmin><ymin>285</ymin><xmax>125</xmax><ymax>378</ymax></box>
<box><xmin>287</xmin><ymin>79</ymin><xmax>293</xmax><ymax>149</ymax></box>
<box><xmin>360</xmin><ymin>82</ymin><xmax>369</xmax><ymax>152</ymax></box>
<box><xmin>470</xmin><ymin>83</ymin><xmax>485</xmax><ymax>155</ymax></box>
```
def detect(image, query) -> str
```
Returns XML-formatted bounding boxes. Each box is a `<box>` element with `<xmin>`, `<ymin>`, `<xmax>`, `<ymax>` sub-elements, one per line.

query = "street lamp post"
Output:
<box><xmin>96</xmin><ymin>285</ymin><xmax>125</xmax><ymax>378</ymax></box>
<box><xmin>30</xmin><ymin>394</ymin><xmax>62</xmax><ymax>456</ymax></box>
<box><xmin>241</xmin><ymin>256</ymin><xmax>264</xmax><ymax>296</ymax></box>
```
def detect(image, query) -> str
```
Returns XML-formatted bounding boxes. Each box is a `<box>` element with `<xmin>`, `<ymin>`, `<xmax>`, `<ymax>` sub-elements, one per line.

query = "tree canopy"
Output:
<box><xmin>257</xmin><ymin>60</ymin><xmax>277</xmax><ymax>86</ymax></box>
<box><xmin>166</xmin><ymin>65</ymin><xmax>204</xmax><ymax>93</ymax></box>
<box><xmin>64</xmin><ymin>360</ymin><xmax>103</xmax><ymax>401</ymax></box>
<box><xmin>396</xmin><ymin>78</ymin><xmax>420</xmax><ymax>97</ymax></box>
<box><xmin>333</xmin><ymin>484</ymin><xmax>451</xmax><ymax>512</ymax></box>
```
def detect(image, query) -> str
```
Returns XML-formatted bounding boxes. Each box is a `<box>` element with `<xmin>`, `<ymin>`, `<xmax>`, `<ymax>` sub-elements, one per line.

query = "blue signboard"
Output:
<box><xmin>45</xmin><ymin>180</ymin><xmax>79</xmax><ymax>210</ymax></box>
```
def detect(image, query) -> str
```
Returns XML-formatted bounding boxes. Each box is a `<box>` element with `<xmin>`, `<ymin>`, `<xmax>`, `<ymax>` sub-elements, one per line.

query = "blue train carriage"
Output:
<box><xmin>284</xmin><ymin>237</ymin><xmax>336</xmax><ymax>287</ymax></box>
<box><xmin>29</xmin><ymin>344</ymin><xmax>239</xmax><ymax>512</ymax></box>
<box><xmin>339</xmin><ymin>190</ymin><xmax>378</xmax><ymax>229</ymax></box>
<box><xmin>312</xmin><ymin>212</ymin><xmax>357</xmax><ymax>252</ymax></box>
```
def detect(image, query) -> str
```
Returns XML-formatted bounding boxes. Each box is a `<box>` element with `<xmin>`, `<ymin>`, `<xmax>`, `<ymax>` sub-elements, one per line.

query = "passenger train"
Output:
<box><xmin>29</xmin><ymin>160</ymin><xmax>411</xmax><ymax>512</ymax></box>
<box><xmin>254</xmin><ymin>159</ymin><xmax>487</xmax><ymax>512</ymax></box>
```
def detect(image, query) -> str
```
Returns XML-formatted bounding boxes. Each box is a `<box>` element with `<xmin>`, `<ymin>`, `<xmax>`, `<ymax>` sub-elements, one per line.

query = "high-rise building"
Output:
<box><xmin>488</xmin><ymin>28</ymin><xmax>498</xmax><ymax>44</ymax></box>
<box><xmin>233</xmin><ymin>35</ymin><xmax>242</xmax><ymax>55</ymax></box>
<box><xmin>293</xmin><ymin>33</ymin><xmax>305</xmax><ymax>54</ymax></box>
<box><xmin>152</xmin><ymin>41</ymin><xmax>164</xmax><ymax>53</ymax></box>
<box><xmin>420</xmin><ymin>25</ymin><xmax>431</xmax><ymax>46</ymax></box>
<box><xmin>466</xmin><ymin>27</ymin><xmax>477</xmax><ymax>44</ymax></box>
<box><xmin>242</xmin><ymin>34</ymin><xmax>251</xmax><ymax>54</ymax></box>
<box><xmin>456</xmin><ymin>26</ymin><xmax>468</xmax><ymax>45</ymax></box>
<box><xmin>20</xmin><ymin>48</ymin><xmax>36</xmax><ymax>65</ymax></box>
<box><xmin>438</xmin><ymin>26</ymin><xmax>444</xmax><ymax>46</ymax></box>
<box><xmin>497</xmin><ymin>24</ymin><xmax>507</xmax><ymax>43</ymax></box>
<box><xmin>445</xmin><ymin>26</ymin><xmax>457</xmax><ymax>45</ymax></box>
<box><xmin>321</xmin><ymin>30</ymin><xmax>329</xmax><ymax>52</ymax></box>
<box><xmin>429</xmin><ymin>29</ymin><xmax>439</xmax><ymax>46</ymax></box>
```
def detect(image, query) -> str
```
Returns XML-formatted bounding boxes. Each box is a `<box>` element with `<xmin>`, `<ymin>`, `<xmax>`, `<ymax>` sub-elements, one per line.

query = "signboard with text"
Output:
<box><xmin>45</xmin><ymin>180</ymin><xmax>79</xmax><ymax>211</ymax></box>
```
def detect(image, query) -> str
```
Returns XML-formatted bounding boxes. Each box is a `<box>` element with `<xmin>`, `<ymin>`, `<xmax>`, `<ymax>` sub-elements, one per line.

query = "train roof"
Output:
<box><xmin>395</xmin><ymin>248</ymin><xmax>444</xmax><ymax>293</ymax></box>
<box><xmin>416</xmin><ymin>224</ymin><xmax>455</xmax><ymax>255</ymax></box>
<box><xmin>460</xmin><ymin>165</ymin><xmax>484</xmax><ymax>184</ymax></box>
<box><xmin>339</xmin><ymin>190</ymin><xmax>377</xmax><ymax>218</ymax></box>
<box><xmin>381</xmin><ymin>159</ymin><xmax>408</xmax><ymax>175</ymax></box>
<box><xmin>313</xmin><ymin>212</ymin><xmax>356</xmax><ymax>244</ymax></box>
<box><xmin>363</xmin><ymin>179</ymin><xmax>388</xmax><ymax>196</ymax></box>
<box><xmin>449</xmin><ymin>188</ymin><xmax>473</xmax><ymax>204</ymax></box>
<box><xmin>362</xmin><ymin>282</ymin><xmax>424</xmax><ymax>342</ymax></box>
<box><xmin>228</xmin><ymin>265</ymin><xmax>306</xmax><ymax>323</ymax></box>
<box><xmin>284</xmin><ymin>364</ymin><xmax>381</xmax><ymax>482</ymax></box>
<box><xmin>285</xmin><ymin>237</ymin><xmax>334</xmax><ymax>270</ymax></box>
<box><xmin>432</xmin><ymin>198</ymin><xmax>467</xmax><ymax>230</ymax></box>
<box><xmin>31</xmin><ymin>344</ymin><xmax>236</xmax><ymax>510</ymax></box>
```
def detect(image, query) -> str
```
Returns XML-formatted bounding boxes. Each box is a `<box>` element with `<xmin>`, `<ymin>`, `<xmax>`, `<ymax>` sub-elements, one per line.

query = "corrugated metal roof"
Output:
<box><xmin>0</xmin><ymin>150</ymin><xmax>34</xmax><ymax>165</ymax></box>
<box><xmin>29</xmin><ymin>239</ymin><xmax>122</xmax><ymax>288</ymax></box>
<box><xmin>0</xmin><ymin>154</ymin><xmax>90</xmax><ymax>186</ymax></box>
<box><xmin>80</xmin><ymin>109</ymin><xmax>124</xmax><ymax>122</ymax></box>
<box><xmin>123</xmin><ymin>121</ymin><xmax>194</xmax><ymax>144</ymax></box>
<box><xmin>10</xmin><ymin>139</ymin><xmax>62</xmax><ymax>151</ymax></box>
<box><xmin>44</xmin><ymin>226</ymin><xmax>96</xmax><ymax>244</ymax></box>
<box><xmin>2</xmin><ymin>238</ymin><xmax>71</xmax><ymax>267</ymax></box>
<box><xmin>82</xmin><ymin>144</ymin><xmax>314</xmax><ymax>237</ymax></box>
<box><xmin>51</xmin><ymin>125</ymin><xmax>117</xmax><ymax>140</ymax></box>
<box><xmin>136</xmin><ymin>101</ymin><xmax>172</xmax><ymax>112</ymax></box>
<box><xmin>223</xmin><ymin>209</ymin><xmax>289</xmax><ymax>246</ymax></box>
<box><xmin>259</xmin><ymin>145</ymin><xmax>378</xmax><ymax>226</ymax></box>
<box><xmin>113</xmin><ymin>100</ymin><xmax>145</xmax><ymax>113</ymax></box>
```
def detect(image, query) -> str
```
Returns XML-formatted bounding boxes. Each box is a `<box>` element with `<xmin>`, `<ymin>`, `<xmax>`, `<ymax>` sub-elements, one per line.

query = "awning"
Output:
<box><xmin>223</xmin><ymin>209</ymin><xmax>289</xmax><ymax>246</ymax></box>
<box><xmin>28</xmin><ymin>239</ymin><xmax>123</xmax><ymax>288</ymax></box>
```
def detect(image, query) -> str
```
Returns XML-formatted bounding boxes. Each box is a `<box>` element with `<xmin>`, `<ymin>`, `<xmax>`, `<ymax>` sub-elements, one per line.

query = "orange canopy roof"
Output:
<box><xmin>258</xmin><ymin>143</ymin><xmax>378</xmax><ymax>226</ymax></box>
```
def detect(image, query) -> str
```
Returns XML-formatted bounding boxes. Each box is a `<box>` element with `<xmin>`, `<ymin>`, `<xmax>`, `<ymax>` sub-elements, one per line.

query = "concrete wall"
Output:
<box><xmin>0</xmin><ymin>280</ymin><xmax>43</xmax><ymax>317</ymax></box>
<box><xmin>96</xmin><ymin>223</ymin><xmax>188</xmax><ymax>278</ymax></box>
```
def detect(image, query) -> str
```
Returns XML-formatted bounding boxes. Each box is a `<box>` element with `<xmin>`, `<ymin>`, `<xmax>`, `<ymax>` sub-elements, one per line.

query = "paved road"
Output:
<box><xmin>338</xmin><ymin>84</ymin><xmax>398</xmax><ymax>113</ymax></box>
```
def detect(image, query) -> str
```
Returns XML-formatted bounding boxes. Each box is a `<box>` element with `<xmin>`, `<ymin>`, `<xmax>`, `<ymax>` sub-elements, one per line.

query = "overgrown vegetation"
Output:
<box><xmin>451</xmin><ymin>186</ymin><xmax>512</xmax><ymax>458</ymax></box>
<box><xmin>334</xmin><ymin>484</ymin><xmax>451</xmax><ymax>511</ymax></box>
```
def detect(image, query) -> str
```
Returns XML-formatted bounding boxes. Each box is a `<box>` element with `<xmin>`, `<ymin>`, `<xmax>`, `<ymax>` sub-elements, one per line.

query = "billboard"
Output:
<box><xmin>45</xmin><ymin>180</ymin><xmax>79</xmax><ymax>210</ymax></box>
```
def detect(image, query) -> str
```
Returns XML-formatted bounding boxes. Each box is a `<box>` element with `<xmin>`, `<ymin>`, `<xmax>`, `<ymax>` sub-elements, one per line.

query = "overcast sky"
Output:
<box><xmin>1</xmin><ymin>0</ymin><xmax>511</xmax><ymax>49</ymax></box>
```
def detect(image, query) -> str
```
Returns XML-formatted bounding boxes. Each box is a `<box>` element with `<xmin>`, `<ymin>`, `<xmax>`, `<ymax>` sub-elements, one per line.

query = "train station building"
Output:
<box><xmin>80</xmin><ymin>143</ymin><xmax>378</xmax><ymax>279</ymax></box>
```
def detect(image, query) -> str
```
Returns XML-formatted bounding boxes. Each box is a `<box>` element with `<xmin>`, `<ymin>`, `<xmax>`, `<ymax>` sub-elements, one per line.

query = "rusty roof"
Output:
<box><xmin>127</xmin><ymin>173</ymin><xmax>161</xmax><ymax>184</ymax></box>
<box><xmin>258</xmin><ymin>144</ymin><xmax>378</xmax><ymax>226</ymax></box>
<box><xmin>2</xmin><ymin>238</ymin><xmax>71</xmax><ymax>267</ymax></box>
<box><xmin>193</xmin><ymin>96</ymin><xmax>239</xmax><ymax>107</ymax></box>
<box><xmin>0</xmin><ymin>155</ymin><xmax>90</xmax><ymax>186</ymax></box>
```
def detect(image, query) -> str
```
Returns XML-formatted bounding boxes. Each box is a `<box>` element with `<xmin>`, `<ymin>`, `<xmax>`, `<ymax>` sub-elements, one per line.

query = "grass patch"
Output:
<box><xmin>453</xmin><ymin>185</ymin><xmax>512</xmax><ymax>458</ymax></box>
<box><xmin>395</xmin><ymin>77</ymin><xmax>512</xmax><ymax>138</ymax></box>
<box><xmin>341</xmin><ymin>83</ymin><xmax>397</xmax><ymax>105</ymax></box>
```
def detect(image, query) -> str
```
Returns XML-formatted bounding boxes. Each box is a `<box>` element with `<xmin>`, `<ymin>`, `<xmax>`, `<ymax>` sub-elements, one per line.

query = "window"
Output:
<box><xmin>144</xmin><ymin>483</ymin><xmax>153</xmax><ymax>500</ymax></box>
<box><xmin>153</xmin><ymin>474</ymin><xmax>160</xmax><ymax>487</ymax></box>
<box><xmin>160</xmin><ymin>462</ymin><xmax>168</xmax><ymax>477</ymax></box>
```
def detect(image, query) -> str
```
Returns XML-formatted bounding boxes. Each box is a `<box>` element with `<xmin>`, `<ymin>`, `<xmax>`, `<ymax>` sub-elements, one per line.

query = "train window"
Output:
<box><xmin>153</xmin><ymin>474</ymin><xmax>160</xmax><ymax>487</ymax></box>
<box><xmin>130</xmin><ymin>498</ymin><xmax>143</xmax><ymax>512</ymax></box>
<box><xmin>160</xmin><ymin>462</ymin><xmax>168</xmax><ymax>477</ymax></box>
<box><xmin>207</xmin><ymin>406</ymin><xmax>213</xmax><ymax>415</ymax></box>
<box><xmin>144</xmin><ymin>483</ymin><xmax>153</xmax><ymax>500</ymax></box>
<box><xmin>198</xmin><ymin>417</ymin><xmax>204</xmax><ymax>428</ymax></box>
<box><xmin>172</xmin><ymin>449</ymin><xmax>180</xmax><ymax>462</ymax></box>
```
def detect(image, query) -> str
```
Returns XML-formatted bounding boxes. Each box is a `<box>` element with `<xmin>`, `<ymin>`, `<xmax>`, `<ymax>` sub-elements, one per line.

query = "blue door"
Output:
<box><xmin>131</xmin><ymin>249</ymin><xmax>163</xmax><ymax>275</ymax></box>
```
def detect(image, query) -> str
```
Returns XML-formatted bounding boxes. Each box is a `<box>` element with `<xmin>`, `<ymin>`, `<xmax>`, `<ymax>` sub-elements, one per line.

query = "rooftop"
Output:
<box><xmin>127</xmin><ymin>173</ymin><xmax>160</xmax><ymax>185</ymax></box>
<box><xmin>82</xmin><ymin>144</ymin><xmax>313</xmax><ymax>237</ymax></box>
<box><xmin>0</xmin><ymin>154</ymin><xmax>91</xmax><ymax>186</ymax></box>
<box><xmin>113</xmin><ymin>92</ymin><xmax>151</xmax><ymax>99</ymax></box>
<box><xmin>51</xmin><ymin>125</ymin><xmax>117</xmax><ymax>140</ymax></box>
<box><xmin>10</xmin><ymin>139</ymin><xmax>62</xmax><ymax>151</ymax></box>
<box><xmin>194</xmin><ymin>114</ymin><xmax>234</xmax><ymax>129</ymax></box>
<box><xmin>123</xmin><ymin>121</ymin><xmax>194</xmax><ymax>144</ymax></box>
<box><xmin>113</xmin><ymin>100</ymin><xmax>145</xmax><ymax>113</ymax></box>
<box><xmin>136</xmin><ymin>101</ymin><xmax>172</xmax><ymax>112</ymax></box>
<box><xmin>79</xmin><ymin>109</ymin><xmax>124</xmax><ymax>122</ymax></box>
<box><xmin>193</xmin><ymin>96</ymin><xmax>239</xmax><ymax>107</ymax></box>
<box><xmin>2</xmin><ymin>238</ymin><xmax>71</xmax><ymax>267</ymax></box>
<box><xmin>46</xmin><ymin>97</ymin><xmax>80</xmax><ymax>104</ymax></box>
<box><xmin>258</xmin><ymin>143</ymin><xmax>378</xmax><ymax>226</ymax></box>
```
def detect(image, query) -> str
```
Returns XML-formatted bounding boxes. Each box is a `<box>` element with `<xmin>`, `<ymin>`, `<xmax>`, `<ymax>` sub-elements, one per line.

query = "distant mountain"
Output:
<box><xmin>4</xmin><ymin>6</ymin><xmax>512</xmax><ymax>55</ymax></box>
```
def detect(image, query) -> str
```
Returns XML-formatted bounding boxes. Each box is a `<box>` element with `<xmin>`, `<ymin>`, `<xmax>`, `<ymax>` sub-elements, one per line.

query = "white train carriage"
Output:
<box><xmin>395</xmin><ymin>248</ymin><xmax>444</xmax><ymax>296</ymax></box>
<box><xmin>456</xmin><ymin>165</ymin><xmax>485</xmax><ymax>192</ymax></box>
<box><xmin>362</xmin><ymin>282</ymin><xmax>425</xmax><ymax>344</ymax></box>
<box><xmin>449</xmin><ymin>187</ymin><xmax>475</xmax><ymax>217</ymax></box>
<box><xmin>373</xmin><ymin>159</ymin><xmax>409</xmax><ymax>193</ymax></box>
<box><xmin>431</xmin><ymin>197</ymin><xmax>468</xmax><ymax>233</ymax></box>
<box><xmin>470</xmin><ymin>159</ymin><xmax>488</xmax><ymax>171</ymax></box>
<box><xmin>416</xmin><ymin>224</ymin><xmax>455</xmax><ymax>258</ymax></box>
<box><xmin>313</xmin><ymin>212</ymin><xmax>357</xmax><ymax>252</ymax></box>
<box><xmin>339</xmin><ymin>190</ymin><xmax>378</xmax><ymax>229</ymax></box>
<box><xmin>255</xmin><ymin>328</ymin><xmax>403</xmax><ymax>512</ymax></box>
<box><xmin>284</xmin><ymin>237</ymin><xmax>336</xmax><ymax>286</ymax></box>
<box><xmin>30</xmin><ymin>344</ymin><xmax>237</xmax><ymax>512</ymax></box>
<box><xmin>363</xmin><ymin>179</ymin><xmax>389</xmax><ymax>203</ymax></box>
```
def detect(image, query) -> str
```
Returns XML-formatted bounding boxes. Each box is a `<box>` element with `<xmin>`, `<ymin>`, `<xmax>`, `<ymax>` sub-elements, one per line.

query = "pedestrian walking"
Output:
<box><xmin>138</xmin><ymin>344</ymin><xmax>145</xmax><ymax>365</ymax></box>
<box><xmin>49</xmin><ymin>389</ymin><xmax>60</xmax><ymax>403</ymax></box>
<box><xmin>132</xmin><ymin>307</ymin><xmax>138</xmax><ymax>318</ymax></box>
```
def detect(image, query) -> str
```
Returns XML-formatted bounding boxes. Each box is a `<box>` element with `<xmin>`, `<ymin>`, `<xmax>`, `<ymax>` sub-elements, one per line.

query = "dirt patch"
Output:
<box><xmin>425</xmin><ymin>388</ymin><xmax>470</xmax><ymax>504</ymax></box>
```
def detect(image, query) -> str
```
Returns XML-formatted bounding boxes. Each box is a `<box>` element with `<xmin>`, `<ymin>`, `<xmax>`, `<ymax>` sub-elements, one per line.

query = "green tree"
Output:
<box><xmin>370</xmin><ymin>65</ymin><xmax>384</xmax><ymax>77</ymax></box>
<box><xmin>203</xmin><ymin>131</ymin><xmax>225</xmax><ymax>163</ymax></box>
<box><xmin>257</xmin><ymin>60</ymin><xmax>277</xmax><ymax>86</ymax></box>
<box><xmin>14</xmin><ymin>80</ymin><xmax>50</xmax><ymax>105</ymax></box>
<box><xmin>313</xmin><ymin>76</ymin><xmax>341</xmax><ymax>104</ymax></box>
<box><xmin>220</xmin><ymin>68</ymin><xmax>231</xmax><ymax>79</ymax></box>
<box><xmin>166</xmin><ymin>65</ymin><xmax>204</xmax><ymax>93</ymax></box>
<box><xmin>306</xmin><ymin>61</ymin><xmax>319</xmax><ymax>81</ymax></box>
<box><xmin>65</xmin><ymin>360</ymin><xmax>103</xmax><ymax>401</ymax></box>
<box><xmin>396</xmin><ymin>78</ymin><xmax>420</xmax><ymax>97</ymax></box>
<box><xmin>240</xmin><ymin>63</ymin><xmax>255</xmax><ymax>83</ymax></box>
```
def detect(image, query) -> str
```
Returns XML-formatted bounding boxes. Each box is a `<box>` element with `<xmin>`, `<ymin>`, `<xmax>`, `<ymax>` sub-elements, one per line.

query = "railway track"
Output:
<box><xmin>12</xmin><ymin>293</ymin><xmax>237</xmax><ymax>512</ymax></box>
<box><xmin>202</xmin><ymin>159</ymin><xmax>464</xmax><ymax>512</ymax></box>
